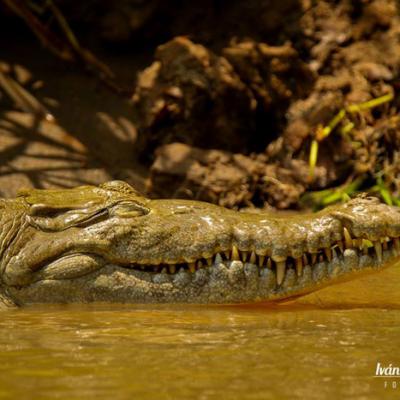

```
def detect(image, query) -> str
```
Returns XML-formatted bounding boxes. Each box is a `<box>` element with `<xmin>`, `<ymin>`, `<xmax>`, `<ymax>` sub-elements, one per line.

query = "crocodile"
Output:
<box><xmin>0</xmin><ymin>180</ymin><xmax>399</xmax><ymax>307</ymax></box>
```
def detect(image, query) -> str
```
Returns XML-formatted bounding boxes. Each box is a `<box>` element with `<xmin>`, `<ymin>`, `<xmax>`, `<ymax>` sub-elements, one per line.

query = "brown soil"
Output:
<box><xmin>1</xmin><ymin>0</ymin><xmax>399</xmax><ymax>209</ymax></box>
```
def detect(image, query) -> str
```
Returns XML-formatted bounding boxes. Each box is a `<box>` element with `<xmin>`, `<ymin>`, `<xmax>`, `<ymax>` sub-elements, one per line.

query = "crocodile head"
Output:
<box><xmin>2</xmin><ymin>181</ymin><xmax>400</xmax><ymax>305</ymax></box>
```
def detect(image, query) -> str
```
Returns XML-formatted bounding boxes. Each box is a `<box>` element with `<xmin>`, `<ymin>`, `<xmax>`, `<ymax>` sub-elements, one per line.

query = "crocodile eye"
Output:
<box><xmin>111</xmin><ymin>201</ymin><xmax>149</xmax><ymax>217</ymax></box>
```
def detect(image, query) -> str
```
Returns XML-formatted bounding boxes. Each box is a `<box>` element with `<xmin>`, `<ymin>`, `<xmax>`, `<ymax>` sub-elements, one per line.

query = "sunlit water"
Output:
<box><xmin>1</xmin><ymin>268</ymin><xmax>400</xmax><ymax>400</ymax></box>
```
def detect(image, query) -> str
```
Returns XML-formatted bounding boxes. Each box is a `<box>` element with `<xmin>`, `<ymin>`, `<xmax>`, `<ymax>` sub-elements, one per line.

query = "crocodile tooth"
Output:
<box><xmin>214</xmin><ymin>253</ymin><xmax>223</xmax><ymax>265</ymax></box>
<box><xmin>337</xmin><ymin>241</ymin><xmax>344</xmax><ymax>253</ymax></box>
<box><xmin>374</xmin><ymin>241</ymin><xmax>382</xmax><ymax>262</ymax></box>
<box><xmin>324</xmin><ymin>247</ymin><xmax>332</xmax><ymax>262</ymax></box>
<box><xmin>295</xmin><ymin>257</ymin><xmax>303</xmax><ymax>277</ymax></box>
<box><xmin>206</xmin><ymin>257</ymin><xmax>213</xmax><ymax>266</ymax></box>
<box><xmin>311</xmin><ymin>253</ymin><xmax>317</xmax><ymax>265</ymax></box>
<box><xmin>394</xmin><ymin>238</ymin><xmax>400</xmax><ymax>254</ymax></box>
<box><xmin>241</xmin><ymin>251</ymin><xmax>248</xmax><ymax>262</ymax></box>
<box><xmin>161</xmin><ymin>267</ymin><xmax>167</xmax><ymax>274</ymax></box>
<box><xmin>197</xmin><ymin>260</ymin><xmax>204</xmax><ymax>269</ymax></box>
<box><xmin>258</xmin><ymin>255</ymin><xmax>265</xmax><ymax>267</ymax></box>
<box><xmin>272</xmin><ymin>255</ymin><xmax>287</xmax><ymax>262</ymax></box>
<box><xmin>231</xmin><ymin>245</ymin><xmax>240</xmax><ymax>261</ymax></box>
<box><xmin>276</xmin><ymin>261</ymin><xmax>286</xmax><ymax>285</ymax></box>
<box><xmin>266</xmin><ymin>258</ymin><xmax>272</xmax><ymax>269</ymax></box>
<box><xmin>249</xmin><ymin>251</ymin><xmax>257</xmax><ymax>265</ymax></box>
<box><xmin>169</xmin><ymin>265</ymin><xmax>176</xmax><ymax>274</ymax></box>
<box><xmin>343</xmin><ymin>227</ymin><xmax>353</xmax><ymax>248</ymax></box>
<box><xmin>343</xmin><ymin>248</ymin><xmax>359</xmax><ymax>270</ymax></box>
<box><xmin>319</xmin><ymin>254</ymin><xmax>324</xmax><ymax>263</ymax></box>
<box><xmin>188</xmin><ymin>263</ymin><xmax>196</xmax><ymax>273</ymax></box>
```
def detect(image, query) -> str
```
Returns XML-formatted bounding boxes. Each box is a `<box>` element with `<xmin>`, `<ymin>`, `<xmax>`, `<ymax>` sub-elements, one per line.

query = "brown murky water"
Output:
<box><xmin>1</xmin><ymin>268</ymin><xmax>400</xmax><ymax>400</ymax></box>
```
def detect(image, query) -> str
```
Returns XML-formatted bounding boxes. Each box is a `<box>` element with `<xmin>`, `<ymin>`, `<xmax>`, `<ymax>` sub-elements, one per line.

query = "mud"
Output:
<box><xmin>149</xmin><ymin>143</ymin><xmax>318</xmax><ymax>209</ymax></box>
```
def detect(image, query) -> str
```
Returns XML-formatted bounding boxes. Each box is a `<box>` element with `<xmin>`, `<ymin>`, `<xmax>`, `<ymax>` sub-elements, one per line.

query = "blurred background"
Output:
<box><xmin>0</xmin><ymin>0</ymin><xmax>399</xmax><ymax>212</ymax></box>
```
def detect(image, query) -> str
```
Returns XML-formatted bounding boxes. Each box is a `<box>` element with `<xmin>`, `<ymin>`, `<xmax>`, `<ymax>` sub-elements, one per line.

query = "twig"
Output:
<box><xmin>308</xmin><ymin>139</ymin><xmax>318</xmax><ymax>181</ymax></box>
<box><xmin>308</xmin><ymin>92</ymin><xmax>394</xmax><ymax>181</ymax></box>
<box><xmin>1</xmin><ymin>0</ymin><xmax>74</xmax><ymax>61</ymax></box>
<box><xmin>1</xmin><ymin>0</ymin><xmax>126</xmax><ymax>94</ymax></box>
<box><xmin>346</xmin><ymin>93</ymin><xmax>394</xmax><ymax>113</ymax></box>
<box><xmin>46</xmin><ymin>0</ymin><xmax>115</xmax><ymax>81</ymax></box>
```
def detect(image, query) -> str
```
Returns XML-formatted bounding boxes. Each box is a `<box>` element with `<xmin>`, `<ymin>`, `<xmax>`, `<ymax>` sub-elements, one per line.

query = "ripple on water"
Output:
<box><xmin>0</xmin><ymin>268</ymin><xmax>400</xmax><ymax>400</ymax></box>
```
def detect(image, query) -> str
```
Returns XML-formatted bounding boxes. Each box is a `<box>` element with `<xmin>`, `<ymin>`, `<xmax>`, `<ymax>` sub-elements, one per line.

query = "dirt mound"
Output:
<box><xmin>140</xmin><ymin>0</ymin><xmax>400</xmax><ymax>209</ymax></box>
<box><xmin>133</xmin><ymin>36</ymin><xmax>313</xmax><ymax>157</ymax></box>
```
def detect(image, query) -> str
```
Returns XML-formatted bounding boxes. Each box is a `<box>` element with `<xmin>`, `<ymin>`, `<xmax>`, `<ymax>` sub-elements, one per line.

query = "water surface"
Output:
<box><xmin>1</xmin><ymin>268</ymin><xmax>400</xmax><ymax>400</ymax></box>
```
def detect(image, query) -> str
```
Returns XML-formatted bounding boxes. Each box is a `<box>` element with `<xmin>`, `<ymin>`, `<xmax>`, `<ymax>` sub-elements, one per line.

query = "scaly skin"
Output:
<box><xmin>0</xmin><ymin>180</ymin><xmax>399</xmax><ymax>307</ymax></box>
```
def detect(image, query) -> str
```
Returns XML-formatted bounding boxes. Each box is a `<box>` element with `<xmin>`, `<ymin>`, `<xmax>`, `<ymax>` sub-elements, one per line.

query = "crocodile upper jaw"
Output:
<box><xmin>2</xmin><ymin>182</ymin><xmax>400</xmax><ymax>305</ymax></box>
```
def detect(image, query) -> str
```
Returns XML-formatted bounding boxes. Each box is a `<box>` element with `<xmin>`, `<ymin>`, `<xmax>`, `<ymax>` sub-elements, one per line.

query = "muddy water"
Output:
<box><xmin>1</xmin><ymin>269</ymin><xmax>400</xmax><ymax>400</ymax></box>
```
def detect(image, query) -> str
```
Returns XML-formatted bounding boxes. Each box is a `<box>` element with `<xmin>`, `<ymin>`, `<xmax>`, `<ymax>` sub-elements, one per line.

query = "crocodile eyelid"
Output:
<box><xmin>111</xmin><ymin>201</ymin><xmax>150</xmax><ymax>217</ymax></box>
